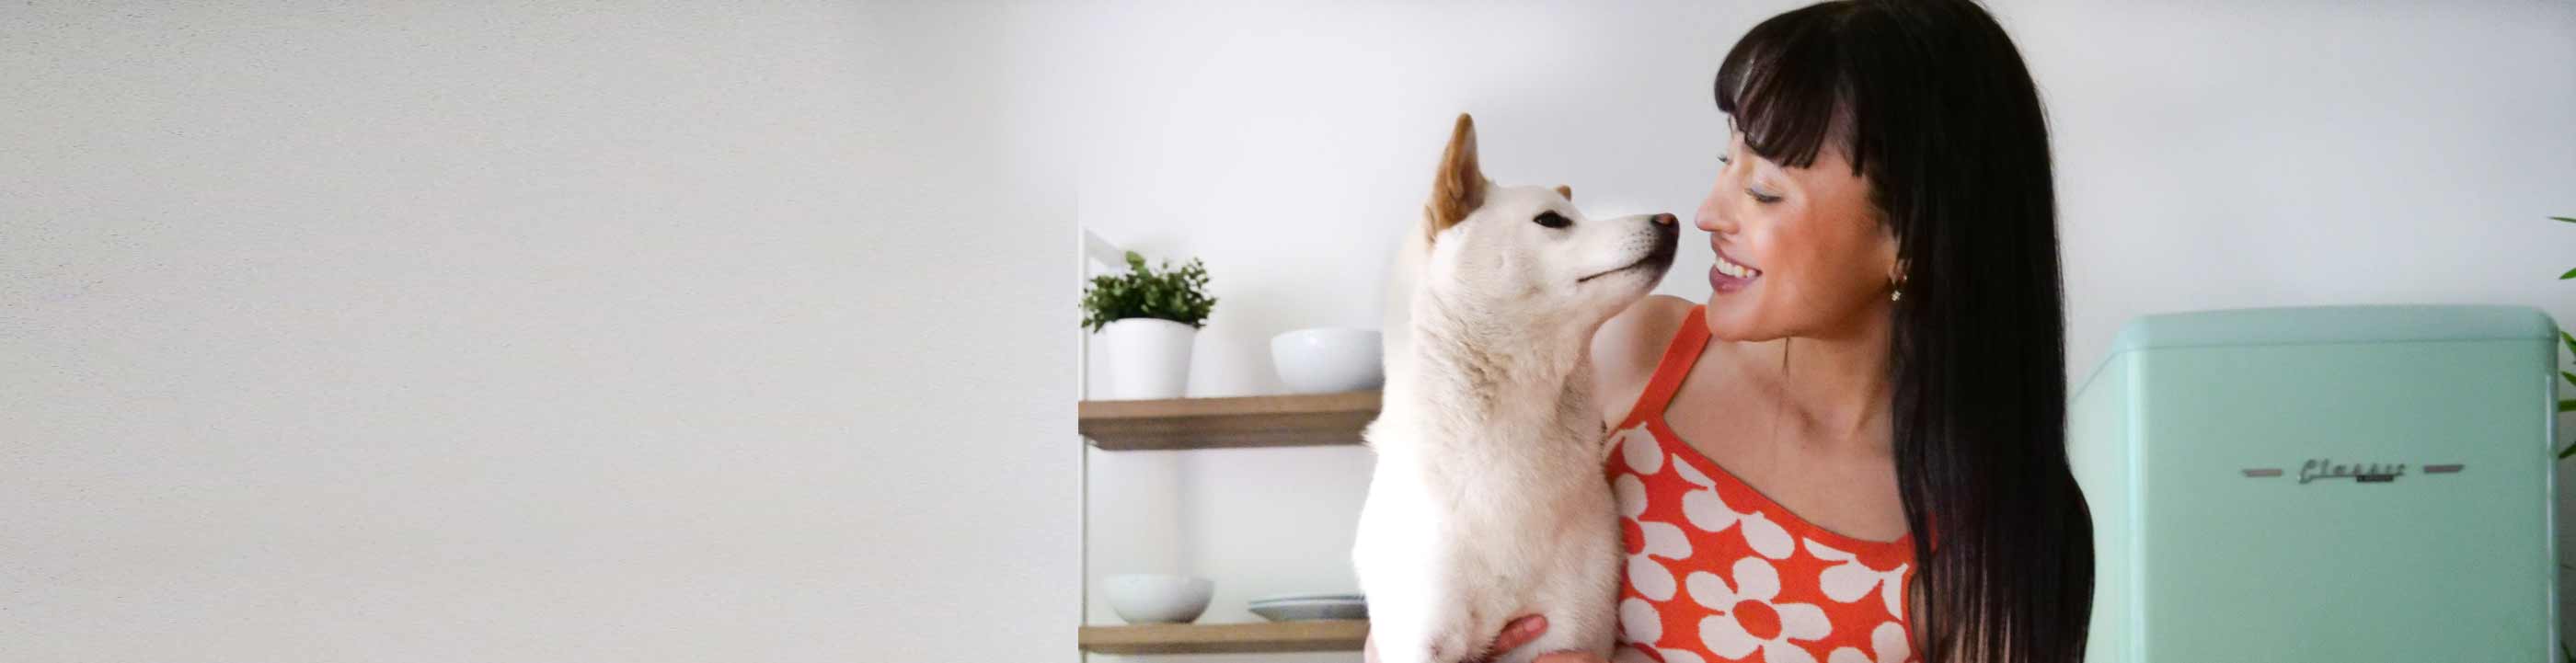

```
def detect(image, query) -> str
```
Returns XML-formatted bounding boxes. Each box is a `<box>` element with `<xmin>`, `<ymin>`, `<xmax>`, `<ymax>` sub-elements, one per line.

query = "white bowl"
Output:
<box><xmin>1103</xmin><ymin>574</ymin><xmax>1213</xmax><ymax>624</ymax></box>
<box><xmin>1271</xmin><ymin>328</ymin><xmax>1384</xmax><ymax>394</ymax></box>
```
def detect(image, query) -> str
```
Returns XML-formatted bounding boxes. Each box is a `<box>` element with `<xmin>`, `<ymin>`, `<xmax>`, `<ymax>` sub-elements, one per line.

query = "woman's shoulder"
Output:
<box><xmin>1598</xmin><ymin>294</ymin><xmax>1696</xmax><ymax>359</ymax></box>
<box><xmin>1593</xmin><ymin>295</ymin><xmax>1698</xmax><ymax>425</ymax></box>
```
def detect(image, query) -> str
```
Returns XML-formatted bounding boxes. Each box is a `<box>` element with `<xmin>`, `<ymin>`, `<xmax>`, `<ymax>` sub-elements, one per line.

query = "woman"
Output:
<box><xmin>1403</xmin><ymin>2</ymin><xmax>2096</xmax><ymax>662</ymax></box>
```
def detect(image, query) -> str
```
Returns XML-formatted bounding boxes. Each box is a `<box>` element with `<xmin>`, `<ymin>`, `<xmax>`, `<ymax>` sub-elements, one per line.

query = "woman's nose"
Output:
<box><xmin>1695</xmin><ymin>192</ymin><xmax>1730</xmax><ymax>234</ymax></box>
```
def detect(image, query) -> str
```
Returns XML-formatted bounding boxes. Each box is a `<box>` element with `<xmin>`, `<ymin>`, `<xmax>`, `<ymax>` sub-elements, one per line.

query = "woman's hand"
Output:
<box><xmin>1363</xmin><ymin>615</ymin><xmax>1612</xmax><ymax>663</ymax></box>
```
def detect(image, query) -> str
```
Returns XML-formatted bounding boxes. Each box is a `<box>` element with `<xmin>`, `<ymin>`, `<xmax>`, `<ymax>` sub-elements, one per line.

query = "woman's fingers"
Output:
<box><xmin>1479</xmin><ymin>615</ymin><xmax>1550</xmax><ymax>661</ymax></box>
<box><xmin>1365</xmin><ymin>614</ymin><xmax>1555</xmax><ymax>663</ymax></box>
<box><xmin>1529</xmin><ymin>652</ymin><xmax>1611</xmax><ymax>663</ymax></box>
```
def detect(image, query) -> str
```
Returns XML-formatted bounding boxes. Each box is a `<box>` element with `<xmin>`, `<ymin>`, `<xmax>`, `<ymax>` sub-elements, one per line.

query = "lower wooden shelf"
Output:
<box><xmin>1078</xmin><ymin>620</ymin><xmax>1369</xmax><ymax>655</ymax></box>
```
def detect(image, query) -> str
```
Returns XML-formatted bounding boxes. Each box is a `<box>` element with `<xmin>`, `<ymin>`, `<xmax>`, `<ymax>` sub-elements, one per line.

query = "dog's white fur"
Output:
<box><xmin>1355</xmin><ymin>114</ymin><xmax>1678</xmax><ymax>663</ymax></box>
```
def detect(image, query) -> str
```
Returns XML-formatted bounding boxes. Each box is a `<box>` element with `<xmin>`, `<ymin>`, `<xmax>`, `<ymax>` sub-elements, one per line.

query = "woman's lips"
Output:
<box><xmin>1709</xmin><ymin>244</ymin><xmax>1762</xmax><ymax>293</ymax></box>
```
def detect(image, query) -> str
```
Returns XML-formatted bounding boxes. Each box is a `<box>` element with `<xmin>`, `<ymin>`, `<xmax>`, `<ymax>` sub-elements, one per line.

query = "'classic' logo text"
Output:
<box><xmin>2298</xmin><ymin>458</ymin><xmax>2405</xmax><ymax>484</ymax></box>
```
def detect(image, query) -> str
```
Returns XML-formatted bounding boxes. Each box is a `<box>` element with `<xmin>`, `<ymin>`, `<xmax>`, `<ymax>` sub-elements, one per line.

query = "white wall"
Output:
<box><xmin>2</xmin><ymin>3</ymin><xmax>1075</xmax><ymax>662</ymax></box>
<box><xmin>1042</xmin><ymin>3</ymin><xmax>2576</xmax><ymax>661</ymax></box>
<box><xmin>9</xmin><ymin>3</ymin><xmax>2573</xmax><ymax>661</ymax></box>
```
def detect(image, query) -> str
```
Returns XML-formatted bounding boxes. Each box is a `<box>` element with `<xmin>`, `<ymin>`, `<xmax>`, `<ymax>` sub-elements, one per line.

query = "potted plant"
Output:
<box><xmin>2549</xmin><ymin>215</ymin><xmax>2574</xmax><ymax>663</ymax></box>
<box><xmin>1084</xmin><ymin>251</ymin><xmax>1217</xmax><ymax>399</ymax></box>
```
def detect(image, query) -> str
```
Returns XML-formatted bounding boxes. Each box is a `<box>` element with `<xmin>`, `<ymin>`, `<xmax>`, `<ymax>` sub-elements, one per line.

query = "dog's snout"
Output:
<box><xmin>1650</xmin><ymin>213</ymin><xmax>1677</xmax><ymax>226</ymax></box>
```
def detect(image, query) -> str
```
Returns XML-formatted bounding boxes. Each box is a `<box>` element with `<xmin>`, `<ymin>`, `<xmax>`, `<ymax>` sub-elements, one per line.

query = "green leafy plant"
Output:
<box><xmin>2550</xmin><ymin>215</ymin><xmax>2575</xmax><ymax>663</ymax></box>
<box><xmin>2559</xmin><ymin>216</ymin><xmax>2576</xmax><ymax>459</ymax></box>
<box><xmin>1082</xmin><ymin>251</ymin><xmax>1216</xmax><ymax>333</ymax></box>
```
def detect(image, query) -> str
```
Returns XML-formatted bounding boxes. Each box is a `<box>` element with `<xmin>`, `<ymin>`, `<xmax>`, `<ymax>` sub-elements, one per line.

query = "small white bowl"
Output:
<box><xmin>1103</xmin><ymin>574</ymin><xmax>1213</xmax><ymax>624</ymax></box>
<box><xmin>1271</xmin><ymin>328</ymin><xmax>1384</xmax><ymax>394</ymax></box>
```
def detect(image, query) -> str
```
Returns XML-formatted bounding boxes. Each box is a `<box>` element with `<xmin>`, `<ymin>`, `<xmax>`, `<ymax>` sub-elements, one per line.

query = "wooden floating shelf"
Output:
<box><xmin>1078</xmin><ymin>620</ymin><xmax>1369</xmax><ymax>655</ymax></box>
<box><xmin>1079</xmin><ymin>391</ymin><xmax>1380</xmax><ymax>451</ymax></box>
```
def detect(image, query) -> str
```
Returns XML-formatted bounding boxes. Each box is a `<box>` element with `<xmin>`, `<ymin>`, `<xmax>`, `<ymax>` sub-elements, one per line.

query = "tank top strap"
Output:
<box><xmin>1626</xmin><ymin>305</ymin><xmax>1711</xmax><ymax>421</ymax></box>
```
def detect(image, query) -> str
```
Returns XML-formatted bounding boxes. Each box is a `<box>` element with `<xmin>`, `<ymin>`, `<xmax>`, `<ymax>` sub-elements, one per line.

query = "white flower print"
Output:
<box><xmin>1672</xmin><ymin>452</ymin><xmax>1715</xmax><ymax>486</ymax></box>
<box><xmin>1619</xmin><ymin>424</ymin><xmax>1664</xmax><ymax>475</ymax></box>
<box><xmin>1825</xmin><ymin>622</ymin><xmax>1912</xmax><ymax>663</ymax></box>
<box><xmin>1617</xmin><ymin>474</ymin><xmax>1693</xmax><ymax>601</ymax></box>
<box><xmin>1672</xmin><ymin>454</ymin><xmax>1794</xmax><ymax>559</ymax></box>
<box><xmin>1615</xmin><ymin>426</ymin><xmax>1692</xmax><ymax>604</ymax></box>
<box><xmin>1620</xmin><ymin>597</ymin><xmax>1662</xmax><ymax>645</ymax></box>
<box><xmin>1805</xmin><ymin>539</ymin><xmax>1910</xmax><ymax>618</ymax></box>
<box><xmin>1616</xmin><ymin>644</ymin><xmax>1709</xmax><ymax>663</ymax></box>
<box><xmin>1607</xmin><ymin>613</ymin><xmax>1710</xmax><ymax>663</ymax></box>
<box><xmin>1688</xmin><ymin>557</ymin><xmax>1832</xmax><ymax>663</ymax></box>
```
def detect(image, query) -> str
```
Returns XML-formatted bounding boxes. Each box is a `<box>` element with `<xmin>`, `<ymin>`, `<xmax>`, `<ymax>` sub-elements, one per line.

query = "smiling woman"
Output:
<box><xmin>1578</xmin><ymin>2</ymin><xmax>2096</xmax><ymax>663</ymax></box>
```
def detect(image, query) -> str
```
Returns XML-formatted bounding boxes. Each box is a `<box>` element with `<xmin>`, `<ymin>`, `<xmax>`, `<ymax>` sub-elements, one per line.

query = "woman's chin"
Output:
<box><xmin>1699</xmin><ymin>301</ymin><xmax>1767</xmax><ymax>342</ymax></box>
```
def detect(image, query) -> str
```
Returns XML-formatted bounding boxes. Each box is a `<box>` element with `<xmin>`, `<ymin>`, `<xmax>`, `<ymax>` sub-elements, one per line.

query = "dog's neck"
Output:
<box><xmin>1381</xmin><ymin>287</ymin><xmax>1601</xmax><ymax>447</ymax></box>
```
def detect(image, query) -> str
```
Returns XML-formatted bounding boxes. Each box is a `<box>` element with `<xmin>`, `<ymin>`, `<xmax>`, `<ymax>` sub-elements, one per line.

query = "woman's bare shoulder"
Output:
<box><xmin>1592</xmin><ymin>295</ymin><xmax>1697</xmax><ymax>426</ymax></box>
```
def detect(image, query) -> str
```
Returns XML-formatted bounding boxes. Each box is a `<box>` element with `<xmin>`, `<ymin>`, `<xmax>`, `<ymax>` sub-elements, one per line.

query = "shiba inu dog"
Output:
<box><xmin>1354</xmin><ymin>114</ymin><xmax>1679</xmax><ymax>663</ymax></box>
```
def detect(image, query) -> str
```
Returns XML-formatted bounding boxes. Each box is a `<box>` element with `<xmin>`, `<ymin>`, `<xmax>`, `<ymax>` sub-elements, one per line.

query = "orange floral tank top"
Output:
<box><xmin>1604</xmin><ymin>306</ymin><xmax>1918</xmax><ymax>663</ymax></box>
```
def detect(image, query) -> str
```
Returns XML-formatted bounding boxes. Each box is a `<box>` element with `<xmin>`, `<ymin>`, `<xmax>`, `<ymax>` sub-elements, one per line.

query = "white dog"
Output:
<box><xmin>1354</xmin><ymin>113</ymin><xmax>1679</xmax><ymax>663</ymax></box>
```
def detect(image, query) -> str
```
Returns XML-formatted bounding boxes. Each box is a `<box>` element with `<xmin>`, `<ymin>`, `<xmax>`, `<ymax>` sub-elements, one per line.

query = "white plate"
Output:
<box><xmin>1248</xmin><ymin>592</ymin><xmax>1363</xmax><ymax>605</ymax></box>
<box><xmin>1249</xmin><ymin>599</ymin><xmax>1366</xmax><ymax>622</ymax></box>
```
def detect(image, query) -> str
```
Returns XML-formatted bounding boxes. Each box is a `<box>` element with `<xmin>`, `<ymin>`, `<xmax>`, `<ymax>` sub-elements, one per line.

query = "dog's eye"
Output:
<box><xmin>1532</xmin><ymin>211</ymin><xmax>1572</xmax><ymax>229</ymax></box>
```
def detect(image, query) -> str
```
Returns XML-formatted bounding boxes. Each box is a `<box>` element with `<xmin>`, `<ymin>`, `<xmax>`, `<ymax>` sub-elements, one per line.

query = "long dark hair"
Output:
<box><xmin>1714</xmin><ymin>2</ymin><xmax>2093</xmax><ymax>661</ymax></box>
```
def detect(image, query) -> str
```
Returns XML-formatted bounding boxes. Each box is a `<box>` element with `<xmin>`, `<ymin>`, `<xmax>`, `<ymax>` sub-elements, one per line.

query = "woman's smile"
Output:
<box><xmin>1709</xmin><ymin>243</ymin><xmax>1763</xmax><ymax>293</ymax></box>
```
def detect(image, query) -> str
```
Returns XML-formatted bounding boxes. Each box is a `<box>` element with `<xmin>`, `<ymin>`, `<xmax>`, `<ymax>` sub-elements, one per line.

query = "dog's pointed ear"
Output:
<box><xmin>1554</xmin><ymin>185</ymin><xmax>1572</xmax><ymax>200</ymax></box>
<box><xmin>1424</xmin><ymin>113</ymin><xmax>1488</xmax><ymax>242</ymax></box>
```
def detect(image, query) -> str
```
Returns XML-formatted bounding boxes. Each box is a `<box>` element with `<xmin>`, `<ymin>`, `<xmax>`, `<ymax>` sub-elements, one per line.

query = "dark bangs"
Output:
<box><xmin>1713</xmin><ymin>3</ymin><xmax>1861</xmax><ymax>174</ymax></box>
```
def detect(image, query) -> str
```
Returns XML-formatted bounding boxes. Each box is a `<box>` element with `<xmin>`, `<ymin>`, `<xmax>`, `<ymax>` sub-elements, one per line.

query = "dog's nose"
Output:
<box><xmin>1650</xmin><ymin>213</ymin><xmax>1676</xmax><ymax>225</ymax></box>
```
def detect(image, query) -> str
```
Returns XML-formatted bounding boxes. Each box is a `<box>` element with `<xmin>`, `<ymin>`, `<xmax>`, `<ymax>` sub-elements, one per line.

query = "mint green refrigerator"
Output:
<box><xmin>2072</xmin><ymin>305</ymin><xmax>2560</xmax><ymax>662</ymax></box>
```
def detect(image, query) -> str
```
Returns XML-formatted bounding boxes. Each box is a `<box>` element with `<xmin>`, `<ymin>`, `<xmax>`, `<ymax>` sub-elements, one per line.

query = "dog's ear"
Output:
<box><xmin>1424</xmin><ymin>113</ymin><xmax>1488</xmax><ymax>243</ymax></box>
<box><xmin>1554</xmin><ymin>185</ymin><xmax>1571</xmax><ymax>200</ymax></box>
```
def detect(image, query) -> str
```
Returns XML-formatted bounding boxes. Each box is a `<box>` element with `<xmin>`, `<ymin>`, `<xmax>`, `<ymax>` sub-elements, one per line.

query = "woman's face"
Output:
<box><xmin>1694</xmin><ymin>126</ymin><xmax>1899</xmax><ymax>341</ymax></box>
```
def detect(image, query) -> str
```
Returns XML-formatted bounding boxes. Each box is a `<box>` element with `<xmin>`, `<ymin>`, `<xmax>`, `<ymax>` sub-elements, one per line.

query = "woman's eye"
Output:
<box><xmin>1746</xmin><ymin>188</ymin><xmax>1782</xmax><ymax>204</ymax></box>
<box><xmin>1717</xmin><ymin>153</ymin><xmax>1732</xmax><ymax>166</ymax></box>
<box><xmin>1533</xmin><ymin>211</ymin><xmax>1573</xmax><ymax>229</ymax></box>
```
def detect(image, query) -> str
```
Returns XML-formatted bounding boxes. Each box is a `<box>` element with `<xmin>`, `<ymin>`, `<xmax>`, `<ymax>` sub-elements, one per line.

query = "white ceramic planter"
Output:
<box><xmin>1099</xmin><ymin>318</ymin><xmax>1195</xmax><ymax>399</ymax></box>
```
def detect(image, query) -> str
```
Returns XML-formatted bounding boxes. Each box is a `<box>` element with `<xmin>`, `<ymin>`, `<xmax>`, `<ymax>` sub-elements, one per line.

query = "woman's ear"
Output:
<box><xmin>1879</xmin><ymin>229</ymin><xmax>1906</xmax><ymax>292</ymax></box>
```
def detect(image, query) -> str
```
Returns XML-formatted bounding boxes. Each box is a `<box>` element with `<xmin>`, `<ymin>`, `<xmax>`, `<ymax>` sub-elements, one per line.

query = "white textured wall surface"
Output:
<box><xmin>8</xmin><ymin>2</ymin><xmax>2573</xmax><ymax>662</ymax></box>
<box><xmin>4</xmin><ymin>2</ymin><xmax>1075</xmax><ymax>661</ymax></box>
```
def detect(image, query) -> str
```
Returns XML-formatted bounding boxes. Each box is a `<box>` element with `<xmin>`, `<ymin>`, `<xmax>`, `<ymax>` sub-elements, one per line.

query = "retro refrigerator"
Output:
<box><xmin>2072</xmin><ymin>305</ymin><xmax>2560</xmax><ymax>662</ymax></box>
